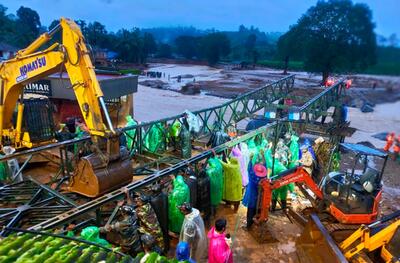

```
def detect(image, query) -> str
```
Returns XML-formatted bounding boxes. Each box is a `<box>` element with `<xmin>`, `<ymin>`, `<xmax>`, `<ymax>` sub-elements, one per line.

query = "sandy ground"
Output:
<box><xmin>136</xmin><ymin>63</ymin><xmax>400</xmax><ymax>148</ymax></box>
<box><xmin>345</xmin><ymin>101</ymin><xmax>400</xmax><ymax>148</ymax></box>
<box><xmin>141</xmin><ymin>63</ymin><xmax>400</xmax><ymax>99</ymax></box>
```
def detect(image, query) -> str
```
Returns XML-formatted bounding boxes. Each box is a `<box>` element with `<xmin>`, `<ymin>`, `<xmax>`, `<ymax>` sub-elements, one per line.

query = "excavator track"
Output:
<box><xmin>324</xmin><ymin>223</ymin><xmax>360</xmax><ymax>243</ymax></box>
<box><xmin>298</xmin><ymin>207</ymin><xmax>361</xmax><ymax>242</ymax></box>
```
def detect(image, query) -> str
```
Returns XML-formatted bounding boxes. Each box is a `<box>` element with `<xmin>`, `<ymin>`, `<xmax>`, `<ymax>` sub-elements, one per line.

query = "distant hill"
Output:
<box><xmin>142</xmin><ymin>25</ymin><xmax>283</xmax><ymax>46</ymax></box>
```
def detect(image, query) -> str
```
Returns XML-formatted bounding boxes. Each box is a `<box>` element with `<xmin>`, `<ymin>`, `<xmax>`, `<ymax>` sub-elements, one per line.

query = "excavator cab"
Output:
<box><xmin>0</xmin><ymin>18</ymin><xmax>133</xmax><ymax>197</ymax></box>
<box><xmin>320</xmin><ymin>143</ymin><xmax>388</xmax><ymax>224</ymax></box>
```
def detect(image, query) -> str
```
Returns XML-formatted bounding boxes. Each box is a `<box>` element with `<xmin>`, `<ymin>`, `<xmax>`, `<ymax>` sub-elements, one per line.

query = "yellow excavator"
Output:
<box><xmin>0</xmin><ymin>18</ymin><xmax>132</xmax><ymax>197</ymax></box>
<box><xmin>297</xmin><ymin>210</ymin><xmax>400</xmax><ymax>263</ymax></box>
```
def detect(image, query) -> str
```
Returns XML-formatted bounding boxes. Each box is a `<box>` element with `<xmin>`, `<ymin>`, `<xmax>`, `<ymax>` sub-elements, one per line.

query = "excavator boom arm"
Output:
<box><xmin>258</xmin><ymin>166</ymin><xmax>323</xmax><ymax>221</ymax></box>
<box><xmin>0</xmin><ymin>18</ymin><xmax>112</xmax><ymax>148</ymax></box>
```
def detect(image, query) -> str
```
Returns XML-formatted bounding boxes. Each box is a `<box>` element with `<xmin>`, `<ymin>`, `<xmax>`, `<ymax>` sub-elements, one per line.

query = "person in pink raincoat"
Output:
<box><xmin>207</xmin><ymin>218</ymin><xmax>233</xmax><ymax>263</ymax></box>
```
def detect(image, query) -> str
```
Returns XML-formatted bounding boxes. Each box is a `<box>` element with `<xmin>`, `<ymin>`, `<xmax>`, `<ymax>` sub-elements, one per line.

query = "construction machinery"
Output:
<box><xmin>297</xmin><ymin>211</ymin><xmax>400</xmax><ymax>263</ymax></box>
<box><xmin>0</xmin><ymin>18</ymin><xmax>132</xmax><ymax>197</ymax></box>
<box><xmin>255</xmin><ymin>142</ymin><xmax>388</xmax><ymax>225</ymax></box>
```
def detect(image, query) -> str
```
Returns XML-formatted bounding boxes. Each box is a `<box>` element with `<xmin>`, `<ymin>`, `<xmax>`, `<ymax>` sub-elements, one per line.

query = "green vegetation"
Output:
<box><xmin>363</xmin><ymin>62</ymin><xmax>400</xmax><ymax>76</ymax></box>
<box><xmin>257</xmin><ymin>60</ymin><xmax>304</xmax><ymax>71</ymax></box>
<box><xmin>0</xmin><ymin>2</ymin><xmax>398</xmax><ymax>76</ymax></box>
<box><xmin>119</xmin><ymin>68</ymin><xmax>142</xmax><ymax>75</ymax></box>
<box><xmin>277</xmin><ymin>0</ymin><xmax>377</xmax><ymax>82</ymax></box>
<box><xmin>363</xmin><ymin>46</ymin><xmax>400</xmax><ymax>75</ymax></box>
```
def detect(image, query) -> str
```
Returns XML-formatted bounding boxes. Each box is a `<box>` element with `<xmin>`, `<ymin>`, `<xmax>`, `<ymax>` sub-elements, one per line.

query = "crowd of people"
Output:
<box><xmin>85</xmin><ymin>124</ymin><xmax>327</xmax><ymax>262</ymax></box>
<box><xmin>0</xmin><ymin>111</ymin><xmax>334</xmax><ymax>262</ymax></box>
<box><xmin>97</xmin><ymin>186</ymin><xmax>233</xmax><ymax>263</ymax></box>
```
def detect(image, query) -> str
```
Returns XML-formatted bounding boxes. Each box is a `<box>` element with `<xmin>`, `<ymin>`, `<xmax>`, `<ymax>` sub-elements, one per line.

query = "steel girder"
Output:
<box><xmin>0</xmin><ymin>177</ymin><xmax>77</xmax><ymax>236</ymax></box>
<box><xmin>29</xmin><ymin>78</ymin><xmax>348</xmax><ymax>231</ymax></box>
<box><xmin>122</xmin><ymin>75</ymin><xmax>295</xmax><ymax>155</ymax></box>
<box><xmin>0</xmin><ymin>76</ymin><xmax>295</xmax><ymax>235</ymax></box>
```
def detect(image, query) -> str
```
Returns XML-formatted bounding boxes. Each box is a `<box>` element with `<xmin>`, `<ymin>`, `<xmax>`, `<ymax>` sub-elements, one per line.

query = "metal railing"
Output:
<box><xmin>122</xmin><ymin>74</ymin><xmax>295</xmax><ymax>154</ymax></box>
<box><xmin>29</xmin><ymin>78</ymin><xmax>347</xmax><ymax>231</ymax></box>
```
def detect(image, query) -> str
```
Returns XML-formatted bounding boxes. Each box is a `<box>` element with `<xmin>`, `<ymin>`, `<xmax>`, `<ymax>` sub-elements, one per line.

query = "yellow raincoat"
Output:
<box><xmin>220</xmin><ymin>157</ymin><xmax>243</xmax><ymax>202</ymax></box>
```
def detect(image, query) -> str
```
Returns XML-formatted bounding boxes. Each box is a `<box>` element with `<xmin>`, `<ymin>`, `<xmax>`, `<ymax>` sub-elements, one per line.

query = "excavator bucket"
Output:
<box><xmin>296</xmin><ymin>214</ymin><xmax>348</xmax><ymax>263</ymax></box>
<box><xmin>68</xmin><ymin>147</ymin><xmax>133</xmax><ymax>197</ymax></box>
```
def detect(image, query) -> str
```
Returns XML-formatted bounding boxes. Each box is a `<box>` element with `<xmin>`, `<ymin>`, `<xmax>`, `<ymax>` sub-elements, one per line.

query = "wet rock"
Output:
<box><xmin>361</xmin><ymin>103</ymin><xmax>374</xmax><ymax>113</ymax></box>
<box><xmin>139</xmin><ymin>79</ymin><xmax>168</xmax><ymax>89</ymax></box>
<box><xmin>173</xmin><ymin>74</ymin><xmax>194</xmax><ymax>79</ymax></box>
<box><xmin>180</xmin><ymin>83</ymin><xmax>201</xmax><ymax>95</ymax></box>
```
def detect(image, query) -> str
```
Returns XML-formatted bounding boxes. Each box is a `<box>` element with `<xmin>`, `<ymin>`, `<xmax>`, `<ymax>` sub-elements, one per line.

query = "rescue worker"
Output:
<box><xmin>140</xmin><ymin>234</ymin><xmax>163</xmax><ymax>262</ymax></box>
<box><xmin>299</xmin><ymin>144</ymin><xmax>314</xmax><ymax>176</ymax></box>
<box><xmin>270</xmin><ymin>154</ymin><xmax>291</xmax><ymax>212</ymax></box>
<box><xmin>99</xmin><ymin>204</ymin><xmax>142</xmax><ymax>255</ymax></box>
<box><xmin>384</xmin><ymin>132</ymin><xmax>395</xmax><ymax>152</ymax></box>
<box><xmin>125</xmin><ymin>115</ymin><xmax>137</xmax><ymax>151</ymax></box>
<box><xmin>180</xmin><ymin>116</ymin><xmax>192</xmax><ymax>159</ymax></box>
<box><xmin>243</xmin><ymin>162</ymin><xmax>267</xmax><ymax>229</ymax></box>
<box><xmin>208</xmin><ymin>218</ymin><xmax>233</xmax><ymax>263</ymax></box>
<box><xmin>178</xmin><ymin>203</ymin><xmax>207</xmax><ymax>262</ymax></box>
<box><xmin>394</xmin><ymin>135</ymin><xmax>400</xmax><ymax>162</ymax></box>
<box><xmin>271</xmin><ymin>184</ymin><xmax>290</xmax><ymax>212</ymax></box>
<box><xmin>0</xmin><ymin>152</ymin><xmax>9</xmax><ymax>184</ymax></box>
<box><xmin>2</xmin><ymin>146</ymin><xmax>22</xmax><ymax>182</ymax></box>
<box><xmin>219</xmin><ymin>156</ymin><xmax>242</xmax><ymax>212</ymax></box>
<box><xmin>275</xmin><ymin>138</ymin><xmax>289</xmax><ymax>166</ymax></box>
<box><xmin>130</xmin><ymin>192</ymin><xmax>165</xmax><ymax>252</ymax></box>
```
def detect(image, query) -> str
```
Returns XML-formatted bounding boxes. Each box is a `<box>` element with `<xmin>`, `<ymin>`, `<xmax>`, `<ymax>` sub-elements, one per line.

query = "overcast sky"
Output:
<box><xmin>2</xmin><ymin>0</ymin><xmax>399</xmax><ymax>37</ymax></box>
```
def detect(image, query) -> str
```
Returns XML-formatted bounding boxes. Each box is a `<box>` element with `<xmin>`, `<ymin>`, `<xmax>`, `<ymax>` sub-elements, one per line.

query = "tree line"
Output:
<box><xmin>1</xmin><ymin>1</ymin><xmax>398</xmax><ymax>80</ymax></box>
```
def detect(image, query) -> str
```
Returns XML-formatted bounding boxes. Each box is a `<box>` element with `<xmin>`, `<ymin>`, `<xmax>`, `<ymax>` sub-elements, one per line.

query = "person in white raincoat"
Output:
<box><xmin>178</xmin><ymin>203</ymin><xmax>207</xmax><ymax>262</ymax></box>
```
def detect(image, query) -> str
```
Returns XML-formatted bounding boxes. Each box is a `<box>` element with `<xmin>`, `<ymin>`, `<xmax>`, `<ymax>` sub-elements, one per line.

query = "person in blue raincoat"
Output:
<box><xmin>243</xmin><ymin>162</ymin><xmax>267</xmax><ymax>229</ymax></box>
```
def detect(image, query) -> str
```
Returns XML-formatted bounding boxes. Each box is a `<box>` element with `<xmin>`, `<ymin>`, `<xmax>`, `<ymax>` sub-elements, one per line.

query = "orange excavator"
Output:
<box><xmin>0</xmin><ymin>18</ymin><xmax>132</xmax><ymax>197</ymax></box>
<box><xmin>256</xmin><ymin>143</ymin><xmax>388</xmax><ymax>225</ymax></box>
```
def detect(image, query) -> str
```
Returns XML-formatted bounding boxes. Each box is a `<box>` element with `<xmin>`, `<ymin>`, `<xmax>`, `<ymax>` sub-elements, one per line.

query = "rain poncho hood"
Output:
<box><xmin>169</xmin><ymin>175</ymin><xmax>190</xmax><ymax>233</ymax></box>
<box><xmin>179</xmin><ymin>208</ymin><xmax>207</xmax><ymax>262</ymax></box>
<box><xmin>207</xmin><ymin>227</ymin><xmax>233</xmax><ymax>263</ymax></box>
<box><xmin>171</xmin><ymin>121</ymin><xmax>182</xmax><ymax>138</ymax></box>
<box><xmin>220</xmin><ymin>157</ymin><xmax>243</xmax><ymax>202</ymax></box>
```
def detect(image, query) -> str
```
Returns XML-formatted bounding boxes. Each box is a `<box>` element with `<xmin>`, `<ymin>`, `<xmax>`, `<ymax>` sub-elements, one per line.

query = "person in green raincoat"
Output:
<box><xmin>219</xmin><ymin>156</ymin><xmax>242</xmax><ymax>211</ymax></box>
<box><xmin>170</xmin><ymin>121</ymin><xmax>181</xmax><ymax>151</ymax></box>
<box><xmin>271</xmin><ymin>160</ymin><xmax>291</xmax><ymax>212</ymax></box>
<box><xmin>206</xmin><ymin>157</ymin><xmax>224</xmax><ymax>216</ymax></box>
<box><xmin>125</xmin><ymin>115</ymin><xmax>137</xmax><ymax>151</ymax></box>
<box><xmin>73</xmin><ymin>123</ymin><xmax>90</xmax><ymax>158</ymax></box>
<box><xmin>0</xmin><ymin>154</ymin><xmax>9</xmax><ymax>184</ymax></box>
<box><xmin>168</xmin><ymin>175</ymin><xmax>190</xmax><ymax>233</ymax></box>
<box><xmin>144</xmin><ymin>123</ymin><xmax>166</xmax><ymax>153</ymax></box>
<box><xmin>288</xmin><ymin>134</ymin><xmax>300</xmax><ymax>169</ymax></box>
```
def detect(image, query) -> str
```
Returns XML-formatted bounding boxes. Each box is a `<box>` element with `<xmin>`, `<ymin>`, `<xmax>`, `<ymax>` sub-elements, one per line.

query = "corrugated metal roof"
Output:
<box><xmin>341</xmin><ymin>143</ymin><xmax>387</xmax><ymax>158</ymax></box>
